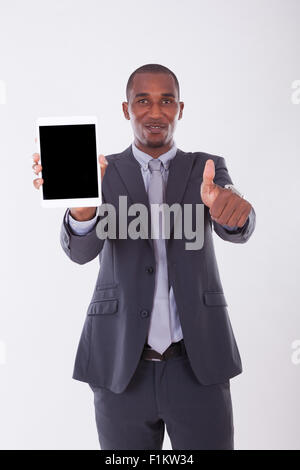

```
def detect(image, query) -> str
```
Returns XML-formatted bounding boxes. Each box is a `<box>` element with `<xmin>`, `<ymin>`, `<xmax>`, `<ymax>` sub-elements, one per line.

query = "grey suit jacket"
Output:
<box><xmin>60</xmin><ymin>144</ymin><xmax>256</xmax><ymax>393</ymax></box>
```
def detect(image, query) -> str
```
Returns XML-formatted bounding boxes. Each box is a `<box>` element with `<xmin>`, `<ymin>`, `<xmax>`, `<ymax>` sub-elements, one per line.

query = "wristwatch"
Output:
<box><xmin>224</xmin><ymin>184</ymin><xmax>244</xmax><ymax>198</ymax></box>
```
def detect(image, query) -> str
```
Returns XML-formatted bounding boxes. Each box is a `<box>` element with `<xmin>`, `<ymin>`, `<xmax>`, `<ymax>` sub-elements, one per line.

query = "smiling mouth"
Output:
<box><xmin>145</xmin><ymin>125</ymin><xmax>166</xmax><ymax>134</ymax></box>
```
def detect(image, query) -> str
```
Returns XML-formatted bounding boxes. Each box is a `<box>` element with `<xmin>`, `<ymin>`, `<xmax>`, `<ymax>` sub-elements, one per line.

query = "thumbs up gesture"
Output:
<box><xmin>200</xmin><ymin>159</ymin><xmax>252</xmax><ymax>228</ymax></box>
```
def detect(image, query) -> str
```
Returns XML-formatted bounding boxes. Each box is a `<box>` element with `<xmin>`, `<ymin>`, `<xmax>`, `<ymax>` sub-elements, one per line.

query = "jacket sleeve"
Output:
<box><xmin>211</xmin><ymin>156</ymin><xmax>256</xmax><ymax>244</ymax></box>
<box><xmin>60</xmin><ymin>207</ymin><xmax>106</xmax><ymax>264</ymax></box>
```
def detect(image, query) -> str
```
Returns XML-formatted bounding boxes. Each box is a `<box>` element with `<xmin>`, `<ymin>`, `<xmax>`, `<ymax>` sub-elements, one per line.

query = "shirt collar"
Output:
<box><xmin>131</xmin><ymin>141</ymin><xmax>177</xmax><ymax>171</ymax></box>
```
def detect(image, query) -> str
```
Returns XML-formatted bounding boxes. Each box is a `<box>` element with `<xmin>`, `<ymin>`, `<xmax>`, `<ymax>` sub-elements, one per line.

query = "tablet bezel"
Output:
<box><xmin>36</xmin><ymin>115</ymin><xmax>102</xmax><ymax>208</ymax></box>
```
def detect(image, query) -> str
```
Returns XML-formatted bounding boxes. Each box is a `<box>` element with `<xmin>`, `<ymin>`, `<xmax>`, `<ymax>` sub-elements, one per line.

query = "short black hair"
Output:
<box><xmin>126</xmin><ymin>63</ymin><xmax>180</xmax><ymax>102</ymax></box>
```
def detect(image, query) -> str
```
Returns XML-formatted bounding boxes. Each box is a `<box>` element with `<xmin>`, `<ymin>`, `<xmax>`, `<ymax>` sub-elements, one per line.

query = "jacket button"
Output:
<box><xmin>146</xmin><ymin>266</ymin><xmax>154</xmax><ymax>274</ymax></box>
<box><xmin>140</xmin><ymin>309</ymin><xmax>149</xmax><ymax>318</ymax></box>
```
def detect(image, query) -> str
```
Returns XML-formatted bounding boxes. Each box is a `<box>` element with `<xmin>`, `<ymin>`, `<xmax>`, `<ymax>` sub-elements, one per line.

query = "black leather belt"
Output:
<box><xmin>142</xmin><ymin>339</ymin><xmax>187</xmax><ymax>361</ymax></box>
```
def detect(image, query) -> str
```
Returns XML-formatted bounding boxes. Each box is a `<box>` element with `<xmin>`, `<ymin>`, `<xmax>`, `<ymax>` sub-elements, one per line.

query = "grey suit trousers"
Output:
<box><xmin>89</xmin><ymin>346</ymin><xmax>234</xmax><ymax>450</ymax></box>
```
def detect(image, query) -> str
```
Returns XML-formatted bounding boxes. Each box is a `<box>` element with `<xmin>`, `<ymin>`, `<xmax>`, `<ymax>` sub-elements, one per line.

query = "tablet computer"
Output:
<box><xmin>36</xmin><ymin>116</ymin><xmax>101</xmax><ymax>208</ymax></box>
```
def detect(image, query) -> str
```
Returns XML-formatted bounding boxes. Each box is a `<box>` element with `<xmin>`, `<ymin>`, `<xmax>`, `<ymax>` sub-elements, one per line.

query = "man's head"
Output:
<box><xmin>122</xmin><ymin>64</ymin><xmax>184</xmax><ymax>156</ymax></box>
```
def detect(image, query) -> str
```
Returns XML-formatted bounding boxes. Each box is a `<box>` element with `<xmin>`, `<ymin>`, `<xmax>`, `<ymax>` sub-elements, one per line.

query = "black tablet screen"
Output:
<box><xmin>39</xmin><ymin>124</ymin><xmax>99</xmax><ymax>199</ymax></box>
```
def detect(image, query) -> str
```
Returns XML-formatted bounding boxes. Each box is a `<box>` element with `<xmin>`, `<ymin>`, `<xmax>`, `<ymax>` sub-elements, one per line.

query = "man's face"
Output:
<box><xmin>122</xmin><ymin>73</ymin><xmax>184</xmax><ymax>150</ymax></box>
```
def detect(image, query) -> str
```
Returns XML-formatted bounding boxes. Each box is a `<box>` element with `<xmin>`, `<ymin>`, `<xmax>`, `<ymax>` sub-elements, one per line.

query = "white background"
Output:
<box><xmin>0</xmin><ymin>0</ymin><xmax>299</xmax><ymax>450</ymax></box>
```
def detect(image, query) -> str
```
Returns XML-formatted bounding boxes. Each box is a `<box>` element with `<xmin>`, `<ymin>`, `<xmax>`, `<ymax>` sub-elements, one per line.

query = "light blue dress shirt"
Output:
<box><xmin>130</xmin><ymin>141</ymin><xmax>183</xmax><ymax>342</ymax></box>
<box><xmin>66</xmin><ymin>143</ymin><xmax>242</xmax><ymax>344</ymax></box>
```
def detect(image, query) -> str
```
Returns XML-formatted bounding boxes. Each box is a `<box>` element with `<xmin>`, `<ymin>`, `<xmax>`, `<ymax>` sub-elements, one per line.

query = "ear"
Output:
<box><xmin>178</xmin><ymin>101</ymin><xmax>184</xmax><ymax>120</ymax></box>
<box><xmin>122</xmin><ymin>101</ymin><xmax>130</xmax><ymax>120</ymax></box>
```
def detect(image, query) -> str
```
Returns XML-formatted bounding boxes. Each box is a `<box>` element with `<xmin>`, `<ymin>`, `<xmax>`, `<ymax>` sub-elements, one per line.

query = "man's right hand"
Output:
<box><xmin>32</xmin><ymin>146</ymin><xmax>108</xmax><ymax>221</ymax></box>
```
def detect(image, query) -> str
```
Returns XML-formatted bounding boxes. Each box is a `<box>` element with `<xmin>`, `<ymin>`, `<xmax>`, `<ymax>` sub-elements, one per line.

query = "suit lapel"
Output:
<box><xmin>114</xmin><ymin>145</ymin><xmax>153</xmax><ymax>249</ymax></box>
<box><xmin>165</xmin><ymin>148</ymin><xmax>195</xmax><ymax>244</ymax></box>
<box><xmin>113</xmin><ymin>144</ymin><xmax>195</xmax><ymax>251</ymax></box>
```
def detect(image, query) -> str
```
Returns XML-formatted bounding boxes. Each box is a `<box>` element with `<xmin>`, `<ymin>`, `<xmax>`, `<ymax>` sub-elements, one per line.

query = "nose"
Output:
<box><xmin>148</xmin><ymin>102</ymin><xmax>162</xmax><ymax>119</ymax></box>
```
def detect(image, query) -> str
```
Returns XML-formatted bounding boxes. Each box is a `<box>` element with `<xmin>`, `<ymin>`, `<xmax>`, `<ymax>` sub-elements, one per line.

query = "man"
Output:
<box><xmin>32</xmin><ymin>63</ymin><xmax>256</xmax><ymax>450</ymax></box>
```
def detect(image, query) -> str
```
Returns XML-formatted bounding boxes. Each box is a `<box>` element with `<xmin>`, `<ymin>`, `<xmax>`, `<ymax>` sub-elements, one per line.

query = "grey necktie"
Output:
<box><xmin>147</xmin><ymin>158</ymin><xmax>172</xmax><ymax>354</ymax></box>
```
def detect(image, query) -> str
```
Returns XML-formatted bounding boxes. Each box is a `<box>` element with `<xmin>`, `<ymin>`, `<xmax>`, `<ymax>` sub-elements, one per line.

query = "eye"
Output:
<box><xmin>137</xmin><ymin>99</ymin><xmax>173</xmax><ymax>104</ymax></box>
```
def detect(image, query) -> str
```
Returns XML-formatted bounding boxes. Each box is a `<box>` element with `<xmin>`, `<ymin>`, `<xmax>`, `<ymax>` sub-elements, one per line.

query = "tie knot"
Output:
<box><xmin>148</xmin><ymin>158</ymin><xmax>162</xmax><ymax>172</ymax></box>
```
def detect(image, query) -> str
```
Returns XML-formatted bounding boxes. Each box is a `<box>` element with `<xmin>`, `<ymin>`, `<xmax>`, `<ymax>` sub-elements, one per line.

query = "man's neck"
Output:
<box><xmin>133</xmin><ymin>139</ymin><xmax>174</xmax><ymax>158</ymax></box>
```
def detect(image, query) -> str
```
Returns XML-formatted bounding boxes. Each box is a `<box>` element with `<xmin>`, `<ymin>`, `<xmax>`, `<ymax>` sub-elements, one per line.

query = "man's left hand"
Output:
<box><xmin>200</xmin><ymin>159</ymin><xmax>252</xmax><ymax>228</ymax></box>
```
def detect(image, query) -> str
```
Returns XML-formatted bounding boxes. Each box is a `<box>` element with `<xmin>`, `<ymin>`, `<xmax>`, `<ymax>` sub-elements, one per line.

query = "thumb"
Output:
<box><xmin>202</xmin><ymin>159</ymin><xmax>215</xmax><ymax>186</ymax></box>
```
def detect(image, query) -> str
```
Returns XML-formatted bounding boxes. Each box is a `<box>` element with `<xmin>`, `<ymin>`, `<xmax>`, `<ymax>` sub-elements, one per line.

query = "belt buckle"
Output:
<box><xmin>155</xmin><ymin>350</ymin><xmax>171</xmax><ymax>361</ymax></box>
<box><xmin>145</xmin><ymin>341</ymin><xmax>185</xmax><ymax>361</ymax></box>
<box><xmin>152</xmin><ymin>351</ymin><xmax>165</xmax><ymax>361</ymax></box>
<box><xmin>151</xmin><ymin>346</ymin><xmax>172</xmax><ymax>361</ymax></box>
<box><xmin>146</xmin><ymin>350</ymin><xmax>165</xmax><ymax>362</ymax></box>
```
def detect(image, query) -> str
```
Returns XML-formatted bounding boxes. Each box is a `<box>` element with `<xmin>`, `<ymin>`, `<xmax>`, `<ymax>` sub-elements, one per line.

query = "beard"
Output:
<box><xmin>145</xmin><ymin>138</ymin><xmax>166</xmax><ymax>148</ymax></box>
